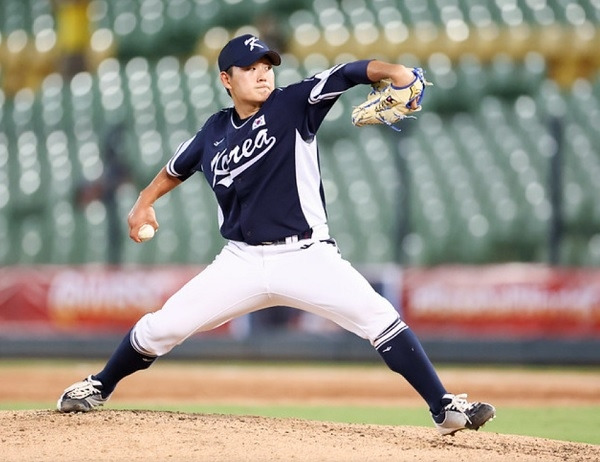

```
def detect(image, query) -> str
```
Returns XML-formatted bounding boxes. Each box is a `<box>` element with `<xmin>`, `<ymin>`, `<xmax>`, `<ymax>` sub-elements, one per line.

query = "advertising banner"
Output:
<box><xmin>0</xmin><ymin>266</ymin><xmax>205</xmax><ymax>333</ymax></box>
<box><xmin>401</xmin><ymin>264</ymin><xmax>600</xmax><ymax>338</ymax></box>
<box><xmin>2</xmin><ymin>264</ymin><xmax>600</xmax><ymax>339</ymax></box>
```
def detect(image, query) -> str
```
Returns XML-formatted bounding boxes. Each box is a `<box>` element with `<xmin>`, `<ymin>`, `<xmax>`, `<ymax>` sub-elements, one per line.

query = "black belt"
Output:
<box><xmin>260</xmin><ymin>228</ymin><xmax>313</xmax><ymax>245</ymax></box>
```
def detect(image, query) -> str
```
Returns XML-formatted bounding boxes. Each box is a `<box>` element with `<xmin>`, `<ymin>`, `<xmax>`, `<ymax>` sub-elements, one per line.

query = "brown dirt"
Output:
<box><xmin>1</xmin><ymin>362</ymin><xmax>599</xmax><ymax>461</ymax></box>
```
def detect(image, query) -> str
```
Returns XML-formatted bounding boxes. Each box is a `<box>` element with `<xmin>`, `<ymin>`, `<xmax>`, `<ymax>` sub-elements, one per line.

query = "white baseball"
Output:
<box><xmin>138</xmin><ymin>224</ymin><xmax>155</xmax><ymax>242</ymax></box>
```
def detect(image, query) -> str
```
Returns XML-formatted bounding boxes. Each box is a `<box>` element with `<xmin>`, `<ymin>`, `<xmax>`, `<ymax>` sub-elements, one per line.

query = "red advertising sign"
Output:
<box><xmin>401</xmin><ymin>264</ymin><xmax>600</xmax><ymax>338</ymax></box>
<box><xmin>0</xmin><ymin>266</ymin><xmax>206</xmax><ymax>333</ymax></box>
<box><xmin>2</xmin><ymin>264</ymin><xmax>600</xmax><ymax>339</ymax></box>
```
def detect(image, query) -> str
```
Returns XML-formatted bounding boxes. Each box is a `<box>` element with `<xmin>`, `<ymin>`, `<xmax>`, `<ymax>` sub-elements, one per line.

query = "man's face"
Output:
<box><xmin>220</xmin><ymin>57</ymin><xmax>275</xmax><ymax>107</ymax></box>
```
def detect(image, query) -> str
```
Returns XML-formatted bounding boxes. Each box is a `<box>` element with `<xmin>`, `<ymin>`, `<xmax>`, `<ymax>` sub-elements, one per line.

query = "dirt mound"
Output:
<box><xmin>3</xmin><ymin>409</ymin><xmax>598</xmax><ymax>462</ymax></box>
<box><xmin>2</xmin><ymin>364</ymin><xmax>599</xmax><ymax>461</ymax></box>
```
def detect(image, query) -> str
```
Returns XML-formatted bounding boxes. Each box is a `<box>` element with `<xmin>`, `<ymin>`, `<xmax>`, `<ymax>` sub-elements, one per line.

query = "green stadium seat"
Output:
<box><xmin>0</xmin><ymin>128</ymin><xmax>12</xmax><ymax>263</ymax></box>
<box><xmin>358</xmin><ymin>127</ymin><xmax>400</xmax><ymax>213</ymax></box>
<box><xmin>177</xmin><ymin>176</ymin><xmax>223</xmax><ymax>262</ymax></box>
<box><xmin>328</xmin><ymin>139</ymin><xmax>373</xmax><ymax>261</ymax></box>
<box><xmin>47</xmin><ymin>199</ymin><xmax>78</xmax><ymax>264</ymax></box>
<box><xmin>183</xmin><ymin>66</ymin><xmax>219</xmax><ymax>126</ymax></box>
<box><xmin>0</xmin><ymin>0</ymin><xmax>28</xmax><ymax>33</ymax></box>
<box><xmin>395</xmin><ymin>134</ymin><xmax>450</xmax><ymax>265</ymax></box>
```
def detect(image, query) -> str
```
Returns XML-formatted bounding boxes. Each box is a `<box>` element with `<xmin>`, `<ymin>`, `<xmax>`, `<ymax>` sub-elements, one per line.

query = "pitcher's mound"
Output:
<box><xmin>3</xmin><ymin>409</ymin><xmax>598</xmax><ymax>462</ymax></box>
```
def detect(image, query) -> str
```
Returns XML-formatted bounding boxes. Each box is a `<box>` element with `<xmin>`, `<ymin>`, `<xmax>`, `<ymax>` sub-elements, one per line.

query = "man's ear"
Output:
<box><xmin>220</xmin><ymin>71</ymin><xmax>232</xmax><ymax>92</ymax></box>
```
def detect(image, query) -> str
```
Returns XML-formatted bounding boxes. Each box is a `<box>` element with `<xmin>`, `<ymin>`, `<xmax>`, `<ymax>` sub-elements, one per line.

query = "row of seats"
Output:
<box><xmin>1</xmin><ymin>1</ymin><xmax>597</xmax><ymax>102</ymax></box>
<box><xmin>2</xmin><ymin>1</ymin><xmax>599</xmax><ymax>63</ymax></box>
<box><xmin>0</xmin><ymin>49</ymin><xmax>548</xmax><ymax>198</ymax></box>
<box><xmin>3</xmin><ymin>0</ymin><xmax>598</xmax><ymax>36</ymax></box>
<box><xmin>401</xmin><ymin>88</ymin><xmax>600</xmax><ymax>266</ymax></box>
<box><xmin>0</xmin><ymin>0</ymin><xmax>52</xmax><ymax>35</ymax></box>
<box><xmin>0</xmin><ymin>2</ymin><xmax>598</xmax><ymax>267</ymax></box>
<box><xmin>1</xmin><ymin>51</ymin><xmax>599</xmax><ymax>266</ymax></box>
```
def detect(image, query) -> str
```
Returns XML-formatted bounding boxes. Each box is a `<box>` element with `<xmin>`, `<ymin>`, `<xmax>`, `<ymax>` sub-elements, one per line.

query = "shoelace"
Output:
<box><xmin>445</xmin><ymin>393</ymin><xmax>473</xmax><ymax>424</ymax></box>
<box><xmin>66</xmin><ymin>381</ymin><xmax>102</xmax><ymax>399</ymax></box>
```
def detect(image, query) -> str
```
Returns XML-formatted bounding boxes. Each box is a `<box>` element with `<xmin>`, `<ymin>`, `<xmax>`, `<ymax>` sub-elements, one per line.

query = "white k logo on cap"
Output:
<box><xmin>218</xmin><ymin>34</ymin><xmax>281</xmax><ymax>71</ymax></box>
<box><xmin>244</xmin><ymin>36</ymin><xmax>264</xmax><ymax>51</ymax></box>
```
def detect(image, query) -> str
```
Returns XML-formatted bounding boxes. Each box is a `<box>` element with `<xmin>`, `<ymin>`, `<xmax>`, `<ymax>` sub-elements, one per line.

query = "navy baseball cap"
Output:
<box><xmin>218</xmin><ymin>34</ymin><xmax>281</xmax><ymax>72</ymax></box>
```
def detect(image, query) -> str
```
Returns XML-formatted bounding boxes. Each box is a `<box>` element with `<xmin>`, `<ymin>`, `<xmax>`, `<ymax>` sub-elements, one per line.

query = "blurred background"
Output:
<box><xmin>0</xmin><ymin>0</ymin><xmax>599</xmax><ymax>364</ymax></box>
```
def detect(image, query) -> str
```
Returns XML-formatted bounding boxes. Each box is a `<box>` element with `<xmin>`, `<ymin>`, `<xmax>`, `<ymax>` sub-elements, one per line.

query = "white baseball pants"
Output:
<box><xmin>131</xmin><ymin>239</ymin><xmax>401</xmax><ymax>357</ymax></box>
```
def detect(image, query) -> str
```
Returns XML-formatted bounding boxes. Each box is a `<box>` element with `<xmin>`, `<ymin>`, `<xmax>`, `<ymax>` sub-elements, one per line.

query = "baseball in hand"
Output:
<box><xmin>138</xmin><ymin>224</ymin><xmax>155</xmax><ymax>242</ymax></box>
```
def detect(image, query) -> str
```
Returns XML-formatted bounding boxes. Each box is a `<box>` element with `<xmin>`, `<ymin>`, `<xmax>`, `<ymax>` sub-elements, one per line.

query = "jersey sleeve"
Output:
<box><xmin>307</xmin><ymin>60</ymin><xmax>372</xmax><ymax>104</ymax></box>
<box><xmin>165</xmin><ymin>130</ymin><xmax>205</xmax><ymax>181</ymax></box>
<box><xmin>284</xmin><ymin>60</ymin><xmax>373</xmax><ymax>138</ymax></box>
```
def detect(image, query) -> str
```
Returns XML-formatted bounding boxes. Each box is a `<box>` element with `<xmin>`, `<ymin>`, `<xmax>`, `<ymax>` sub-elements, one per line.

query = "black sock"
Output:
<box><xmin>94</xmin><ymin>329</ymin><xmax>156</xmax><ymax>398</ymax></box>
<box><xmin>376</xmin><ymin>325</ymin><xmax>447</xmax><ymax>415</ymax></box>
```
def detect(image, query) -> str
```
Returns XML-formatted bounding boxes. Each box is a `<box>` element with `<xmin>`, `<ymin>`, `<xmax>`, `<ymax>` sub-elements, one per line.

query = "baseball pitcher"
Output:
<box><xmin>57</xmin><ymin>35</ymin><xmax>495</xmax><ymax>436</ymax></box>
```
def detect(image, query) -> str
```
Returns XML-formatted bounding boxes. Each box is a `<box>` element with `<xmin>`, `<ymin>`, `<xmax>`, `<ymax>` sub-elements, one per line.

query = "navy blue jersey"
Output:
<box><xmin>166</xmin><ymin>60</ymin><xmax>372</xmax><ymax>244</ymax></box>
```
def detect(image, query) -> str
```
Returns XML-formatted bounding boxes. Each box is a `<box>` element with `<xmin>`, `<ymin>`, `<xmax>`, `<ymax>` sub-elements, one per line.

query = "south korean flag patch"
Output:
<box><xmin>252</xmin><ymin>115</ymin><xmax>266</xmax><ymax>130</ymax></box>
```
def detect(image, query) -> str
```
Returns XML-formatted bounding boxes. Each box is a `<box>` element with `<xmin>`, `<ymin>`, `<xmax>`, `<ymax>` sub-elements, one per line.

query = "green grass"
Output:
<box><xmin>4</xmin><ymin>402</ymin><xmax>598</xmax><ymax>446</ymax></box>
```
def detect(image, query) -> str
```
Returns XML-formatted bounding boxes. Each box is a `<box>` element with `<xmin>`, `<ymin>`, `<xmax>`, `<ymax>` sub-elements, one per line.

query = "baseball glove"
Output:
<box><xmin>351</xmin><ymin>67</ymin><xmax>432</xmax><ymax>131</ymax></box>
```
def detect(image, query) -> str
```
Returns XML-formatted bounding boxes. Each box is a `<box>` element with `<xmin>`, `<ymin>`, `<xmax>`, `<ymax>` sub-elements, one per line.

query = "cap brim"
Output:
<box><xmin>264</xmin><ymin>50</ymin><xmax>281</xmax><ymax>66</ymax></box>
<box><xmin>236</xmin><ymin>50</ymin><xmax>281</xmax><ymax>68</ymax></box>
